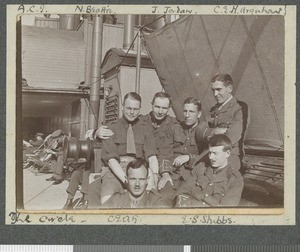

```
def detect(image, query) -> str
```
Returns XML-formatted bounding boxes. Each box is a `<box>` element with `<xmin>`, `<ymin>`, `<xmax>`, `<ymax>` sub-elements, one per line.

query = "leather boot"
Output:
<box><xmin>63</xmin><ymin>199</ymin><xmax>73</xmax><ymax>210</ymax></box>
<box><xmin>75</xmin><ymin>199</ymin><xmax>88</xmax><ymax>210</ymax></box>
<box><xmin>81</xmin><ymin>200</ymin><xmax>88</xmax><ymax>210</ymax></box>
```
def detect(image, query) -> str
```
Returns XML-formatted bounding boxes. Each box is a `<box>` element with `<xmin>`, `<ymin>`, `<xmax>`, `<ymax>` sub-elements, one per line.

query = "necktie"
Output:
<box><xmin>127</xmin><ymin>124</ymin><xmax>136</xmax><ymax>154</ymax></box>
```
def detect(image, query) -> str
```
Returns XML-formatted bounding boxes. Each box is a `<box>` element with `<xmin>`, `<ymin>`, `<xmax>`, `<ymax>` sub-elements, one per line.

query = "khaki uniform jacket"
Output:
<box><xmin>175</xmin><ymin>162</ymin><xmax>244</xmax><ymax>207</ymax></box>
<box><xmin>159</xmin><ymin>117</ymin><xmax>208</xmax><ymax>180</ymax></box>
<box><xmin>200</xmin><ymin>98</ymin><xmax>243</xmax><ymax>156</ymax></box>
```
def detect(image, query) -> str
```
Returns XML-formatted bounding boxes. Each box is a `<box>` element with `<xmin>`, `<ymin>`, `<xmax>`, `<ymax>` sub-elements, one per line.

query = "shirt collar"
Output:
<box><xmin>121</xmin><ymin>116</ymin><xmax>139</xmax><ymax>126</ymax></box>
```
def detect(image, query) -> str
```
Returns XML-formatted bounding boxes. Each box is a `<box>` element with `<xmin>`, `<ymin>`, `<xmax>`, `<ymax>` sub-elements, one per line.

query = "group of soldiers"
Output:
<box><xmin>62</xmin><ymin>73</ymin><xmax>246</xmax><ymax>209</ymax></box>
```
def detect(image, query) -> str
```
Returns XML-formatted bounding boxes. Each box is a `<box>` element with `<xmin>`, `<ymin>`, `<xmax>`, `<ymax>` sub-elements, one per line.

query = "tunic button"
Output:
<box><xmin>205</xmin><ymin>194</ymin><xmax>208</xmax><ymax>197</ymax></box>
<box><xmin>184</xmin><ymin>147</ymin><xmax>187</xmax><ymax>150</ymax></box>
<box><xmin>209</xmin><ymin>183</ymin><xmax>213</xmax><ymax>186</ymax></box>
<box><xmin>202</xmin><ymin>202</ymin><xmax>206</xmax><ymax>205</ymax></box>
<box><xmin>187</xmin><ymin>138</ymin><xmax>190</xmax><ymax>140</ymax></box>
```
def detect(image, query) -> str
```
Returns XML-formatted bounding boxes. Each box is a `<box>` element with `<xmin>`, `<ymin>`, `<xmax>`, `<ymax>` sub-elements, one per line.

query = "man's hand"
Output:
<box><xmin>153</xmin><ymin>173</ymin><xmax>159</xmax><ymax>189</ymax></box>
<box><xmin>173</xmin><ymin>155</ymin><xmax>190</xmax><ymax>167</ymax></box>
<box><xmin>96</xmin><ymin>125</ymin><xmax>114</xmax><ymax>140</ymax></box>
<box><xmin>158</xmin><ymin>173</ymin><xmax>173</xmax><ymax>190</ymax></box>
<box><xmin>213</xmin><ymin>127</ymin><xmax>227</xmax><ymax>135</ymax></box>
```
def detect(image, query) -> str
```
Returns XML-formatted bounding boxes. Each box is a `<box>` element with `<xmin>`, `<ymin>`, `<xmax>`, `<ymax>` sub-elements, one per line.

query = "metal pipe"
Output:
<box><xmin>83</xmin><ymin>19</ymin><xmax>92</xmax><ymax>89</ymax></box>
<box><xmin>59</xmin><ymin>14</ymin><xmax>77</xmax><ymax>30</ymax></box>
<box><xmin>88</xmin><ymin>15</ymin><xmax>103</xmax><ymax>130</ymax></box>
<box><xmin>135</xmin><ymin>15</ymin><xmax>142</xmax><ymax>94</ymax></box>
<box><xmin>123</xmin><ymin>15</ymin><xmax>135</xmax><ymax>50</ymax></box>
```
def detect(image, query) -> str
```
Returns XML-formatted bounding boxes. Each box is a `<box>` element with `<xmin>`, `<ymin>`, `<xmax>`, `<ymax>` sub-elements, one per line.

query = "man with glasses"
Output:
<box><xmin>88</xmin><ymin>92</ymin><xmax>159</xmax><ymax>208</ymax></box>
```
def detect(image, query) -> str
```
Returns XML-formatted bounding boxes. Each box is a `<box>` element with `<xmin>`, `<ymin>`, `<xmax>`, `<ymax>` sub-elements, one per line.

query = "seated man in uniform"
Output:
<box><xmin>174</xmin><ymin>134</ymin><xmax>244</xmax><ymax>207</ymax></box>
<box><xmin>158</xmin><ymin>97</ymin><xmax>207</xmax><ymax>203</ymax></box>
<box><xmin>196</xmin><ymin>74</ymin><xmax>244</xmax><ymax>171</ymax></box>
<box><xmin>88</xmin><ymin>92</ymin><xmax>159</xmax><ymax>208</ymax></box>
<box><xmin>102</xmin><ymin>159</ymin><xmax>167</xmax><ymax>208</ymax></box>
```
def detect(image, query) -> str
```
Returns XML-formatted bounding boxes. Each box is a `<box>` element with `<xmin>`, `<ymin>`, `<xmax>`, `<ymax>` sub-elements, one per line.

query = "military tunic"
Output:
<box><xmin>201</xmin><ymin>97</ymin><xmax>243</xmax><ymax>155</ymax></box>
<box><xmin>160</xmin><ymin>117</ymin><xmax>208</xmax><ymax>180</ymax></box>
<box><xmin>175</xmin><ymin>162</ymin><xmax>244</xmax><ymax>207</ymax></box>
<box><xmin>196</xmin><ymin>97</ymin><xmax>244</xmax><ymax>170</ymax></box>
<box><xmin>101</xmin><ymin>190</ymin><xmax>168</xmax><ymax>208</ymax></box>
<box><xmin>141</xmin><ymin>113</ymin><xmax>178</xmax><ymax>165</ymax></box>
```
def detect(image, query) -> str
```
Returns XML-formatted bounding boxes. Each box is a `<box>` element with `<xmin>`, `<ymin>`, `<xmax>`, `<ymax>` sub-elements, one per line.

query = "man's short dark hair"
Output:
<box><xmin>208</xmin><ymin>134</ymin><xmax>232</xmax><ymax>152</ymax></box>
<box><xmin>151</xmin><ymin>92</ymin><xmax>172</xmax><ymax>107</ymax></box>
<box><xmin>183</xmin><ymin>97</ymin><xmax>201</xmax><ymax>111</ymax></box>
<box><xmin>126</xmin><ymin>158</ymin><xmax>149</xmax><ymax>177</ymax></box>
<box><xmin>211</xmin><ymin>74</ymin><xmax>233</xmax><ymax>87</ymax></box>
<box><xmin>123</xmin><ymin>92</ymin><xmax>142</xmax><ymax>104</ymax></box>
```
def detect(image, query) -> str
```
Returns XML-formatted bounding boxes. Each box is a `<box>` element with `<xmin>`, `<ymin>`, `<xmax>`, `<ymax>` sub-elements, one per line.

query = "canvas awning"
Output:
<box><xmin>143</xmin><ymin>15</ymin><xmax>284</xmax><ymax>152</ymax></box>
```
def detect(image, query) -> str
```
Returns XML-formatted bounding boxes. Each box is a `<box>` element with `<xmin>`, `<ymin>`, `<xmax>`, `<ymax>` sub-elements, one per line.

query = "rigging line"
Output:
<box><xmin>143</xmin><ymin>15</ymin><xmax>165</xmax><ymax>28</ymax></box>
<box><xmin>199</xmin><ymin>16</ymin><xmax>236</xmax><ymax>103</ymax></box>
<box><xmin>82</xmin><ymin>15</ymin><xmax>166</xmax><ymax>89</ymax></box>
<box><xmin>116</xmin><ymin>15</ymin><xmax>165</xmax><ymax>71</ymax></box>
<box><xmin>116</xmin><ymin>32</ymin><xmax>139</xmax><ymax>71</ymax></box>
<box><xmin>240</xmin><ymin>16</ymin><xmax>284</xmax><ymax>144</ymax></box>
<box><xmin>24</xmin><ymin>183</ymin><xmax>53</xmax><ymax>205</ymax></box>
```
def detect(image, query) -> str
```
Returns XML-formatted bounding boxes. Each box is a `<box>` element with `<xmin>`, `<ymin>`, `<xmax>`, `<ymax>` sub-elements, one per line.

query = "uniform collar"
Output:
<box><xmin>181</xmin><ymin>120</ymin><xmax>199</xmax><ymax>132</ymax></box>
<box><xmin>218</xmin><ymin>95</ymin><xmax>233</xmax><ymax>110</ymax></box>
<box><xmin>205</xmin><ymin>164</ymin><xmax>231</xmax><ymax>182</ymax></box>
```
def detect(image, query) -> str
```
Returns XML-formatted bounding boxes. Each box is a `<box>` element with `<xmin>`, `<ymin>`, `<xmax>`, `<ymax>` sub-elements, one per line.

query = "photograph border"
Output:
<box><xmin>4</xmin><ymin>3</ymin><xmax>297</xmax><ymax>226</ymax></box>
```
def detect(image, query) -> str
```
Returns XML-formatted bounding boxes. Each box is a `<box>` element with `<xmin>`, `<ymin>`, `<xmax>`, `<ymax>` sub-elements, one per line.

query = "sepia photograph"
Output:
<box><xmin>6</xmin><ymin>4</ymin><xmax>296</xmax><ymax>225</ymax></box>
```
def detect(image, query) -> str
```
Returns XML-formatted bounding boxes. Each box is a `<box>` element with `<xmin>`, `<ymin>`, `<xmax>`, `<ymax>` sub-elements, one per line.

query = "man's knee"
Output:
<box><xmin>101</xmin><ymin>195</ymin><xmax>112</xmax><ymax>205</ymax></box>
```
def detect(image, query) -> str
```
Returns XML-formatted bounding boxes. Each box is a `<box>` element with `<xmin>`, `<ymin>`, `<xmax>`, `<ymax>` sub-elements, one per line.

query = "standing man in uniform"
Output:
<box><xmin>102</xmin><ymin>159</ymin><xmax>168</xmax><ymax>208</ymax></box>
<box><xmin>88</xmin><ymin>92</ymin><xmax>159</xmax><ymax>208</ymax></box>
<box><xmin>196</xmin><ymin>74</ymin><xmax>244</xmax><ymax>171</ymax></box>
<box><xmin>175</xmin><ymin>134</ymin><xmax>244</xmax><ymax>207</ymax></box>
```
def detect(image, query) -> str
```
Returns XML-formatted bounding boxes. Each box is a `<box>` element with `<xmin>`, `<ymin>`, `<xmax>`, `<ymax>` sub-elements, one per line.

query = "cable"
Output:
<box><xmin>83</xmin><ymin>15</ymin><xmax>166</xmax><ymax>88</ymax></box>
<box><xmin>80</xmin><ymin>89</ymin><xmax>98</xmax><ymax>124</ymax></box>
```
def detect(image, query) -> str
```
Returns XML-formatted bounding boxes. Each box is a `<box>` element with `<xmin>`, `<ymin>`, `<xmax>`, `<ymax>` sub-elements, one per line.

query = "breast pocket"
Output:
<box><xmin>158</xmin><ymin>129</ymin><xmax>173</xmax><ymax>145</ymax></box>
<box><xmin>213</xmin><ymin>182</ymin><xmax>226</xmax><ymax>197</ymax></box>
<box><xmin>217</xmin><ymin>112</ymin><xmax>234</xmax><ymax>128</ymax></box>
<box><xmin>114</xmin><ymin>136</ymin><xmax>127</xmax><ymax>154</ymax></box>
